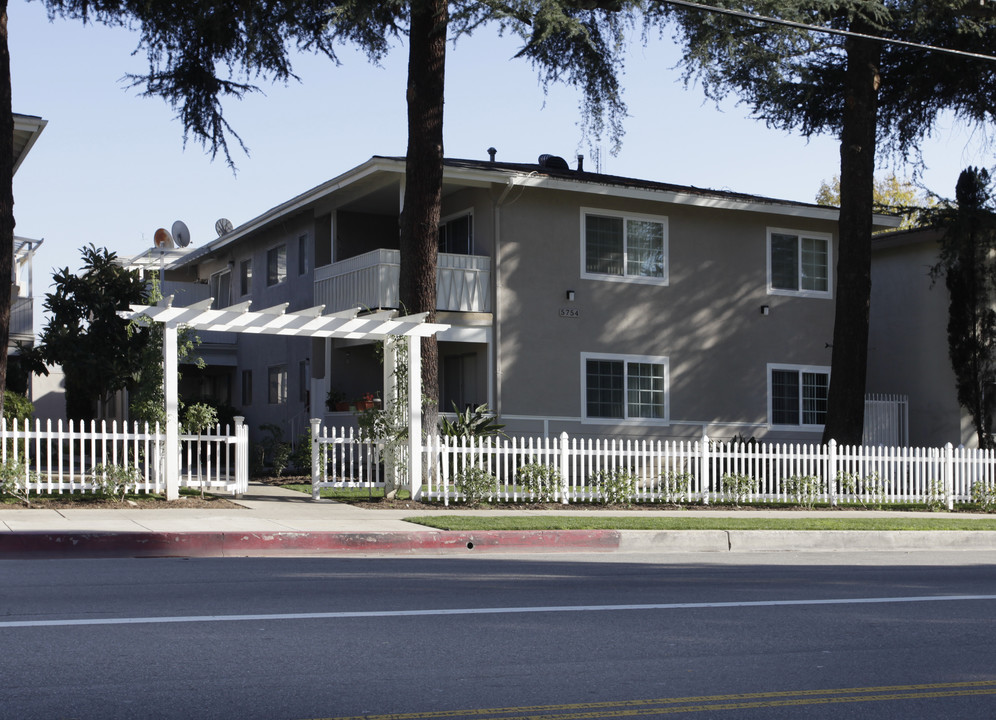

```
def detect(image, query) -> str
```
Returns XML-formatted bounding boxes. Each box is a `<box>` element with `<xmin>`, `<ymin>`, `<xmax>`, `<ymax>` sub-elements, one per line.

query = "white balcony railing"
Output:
<box><xmin>10</xmin><ymin>297</ymin><xmax>33</xmax><ymax>341</ymax></box>
<box><xmin>314</xmin><ymin>249</ymin><xmax>491</xmax><ymax>314</ymax></box>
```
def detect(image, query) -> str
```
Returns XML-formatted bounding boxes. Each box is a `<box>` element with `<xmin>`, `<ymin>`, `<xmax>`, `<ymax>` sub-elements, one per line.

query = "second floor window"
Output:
<box><xmin>267</xmin><ymin>245</ymin><xmax>287</xmax><ymax>286</ymax></box>
<box><xmin>439</xmin><ymin>213</ymin><xmax>473</xmax><ymax>254</ymax></box>
<box><xmin>582</xmin><ymin>210</ymin><xmax>668</xmax><ymax>284</ymax></box>
<box><xmin>768</xmin><ymin>229</ymin><xmax>831</xmax><ymax>298</ymax></box>
<box><xmin>208</xmin><ymin>269</ymin><xmax>231</xmax><ymax>309</ymax></box>
<box><xmin>239</xmin><ymin>259</ymin><xmax>252</xmax><ymax>296</ymax></box>
<box><xmin>298</xmin><ymin>234</ymin><xmax>309</xmax><ymax>275</ymax></box>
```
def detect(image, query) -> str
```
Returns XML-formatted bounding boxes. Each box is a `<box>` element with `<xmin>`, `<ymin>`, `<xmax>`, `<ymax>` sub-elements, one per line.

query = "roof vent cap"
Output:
<box><xmin>538</xmin><ymin>154</ymin><xmax>570</xmax><ymax>170</ymax></box>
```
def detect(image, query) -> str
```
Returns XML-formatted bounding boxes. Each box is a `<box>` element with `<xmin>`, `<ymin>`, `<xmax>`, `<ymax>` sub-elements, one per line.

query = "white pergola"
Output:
<box><xmin>119</xmin><ymin>297</ymin><xmax>450</xmax><ymax>500</ymax></box>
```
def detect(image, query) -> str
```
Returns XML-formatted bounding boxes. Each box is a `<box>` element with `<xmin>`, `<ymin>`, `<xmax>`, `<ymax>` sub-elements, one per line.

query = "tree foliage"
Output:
<box><xmin>927</xmin><ymin>167</ymin><xmax>996</xmax><ymax>448</ymax></box>
<box><xmin>27</xmin><ymin>245</ymin><xmax>149</xmax><ymax>421</ymax></box>
<box><xmin>657</xmin><ymin>0</ymin><xmax>996</xmax><ymax>444</ymax></box>
<box><xmin>32</xmin><ymin>0</ymin><xmax>639</xmax><ymax>435</ymax></box>
<box><xmin>816</xmin><ymin>173</ymin><xmax>936</xmax><ymax>230</ymax></box>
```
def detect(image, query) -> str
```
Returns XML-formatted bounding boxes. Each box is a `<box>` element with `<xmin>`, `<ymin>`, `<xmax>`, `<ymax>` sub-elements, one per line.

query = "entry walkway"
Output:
<box><xmin>1</xmin><ymin>482</ymin><xmax>995</xmax><ymax>558</ymax></box>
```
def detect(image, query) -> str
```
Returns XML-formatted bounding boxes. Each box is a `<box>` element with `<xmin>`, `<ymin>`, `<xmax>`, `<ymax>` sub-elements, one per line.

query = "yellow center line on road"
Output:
<box><xmin>312</xmin><ymin>681</ymin><xmax>996</xmax><ymax>720</ymax></box>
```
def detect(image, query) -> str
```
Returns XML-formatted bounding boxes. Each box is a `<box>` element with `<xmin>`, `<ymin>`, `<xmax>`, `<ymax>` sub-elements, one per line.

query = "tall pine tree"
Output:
<box><xmin>929</xmin><ymin>168</ymin><xmax>996</xmax><ymax>448</ymax></box>
<box><xmin>654</xmin><ymin>0</ymin><xmax>996</xmax><ymax>444</ymax></box>
<box><xmin>23</xmin><ymin>0</ymin><xmax>637</xmax><ymax>433</ymax></box>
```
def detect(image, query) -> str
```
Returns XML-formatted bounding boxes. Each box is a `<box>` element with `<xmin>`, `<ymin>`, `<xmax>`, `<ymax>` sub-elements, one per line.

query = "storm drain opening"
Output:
<box><xmin>466</xmin><ymin>541</ymin><xmax>475</xmax><ymax>550</ymax></box>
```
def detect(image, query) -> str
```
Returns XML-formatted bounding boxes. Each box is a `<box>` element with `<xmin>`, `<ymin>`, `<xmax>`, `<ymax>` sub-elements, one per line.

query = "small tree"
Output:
<box><xmin>24</xmin><ymin>246</ymin><xmax>149</xmax><ymax>421</ymax></box>
<box><xmin>928</xmin><ymin>167</ymin><xmax>996</xmax><ymax>448</ymax></box>
<box><xmin>184</xmin><ymin>402</ymin><xmax>217</xmax><ymax>498</ymax></box>
<box><xmin>816</xmin><ymin>173</ymin><xmax>936</xmax><ymax>231</ymax></box>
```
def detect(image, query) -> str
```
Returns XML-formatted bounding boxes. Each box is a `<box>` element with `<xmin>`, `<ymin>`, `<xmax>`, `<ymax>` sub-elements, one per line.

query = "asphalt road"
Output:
<box><xmin>2</xmin><ymin>553</ymin><xmax>995</xmax><ymax>719</ymax></box>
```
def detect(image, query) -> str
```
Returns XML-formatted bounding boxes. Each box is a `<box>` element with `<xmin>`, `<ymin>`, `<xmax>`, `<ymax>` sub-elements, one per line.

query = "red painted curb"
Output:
<box><xmin>0</xmin><ymin>530</ymin><xmax>622</xmax><ymax>558</ymax></box>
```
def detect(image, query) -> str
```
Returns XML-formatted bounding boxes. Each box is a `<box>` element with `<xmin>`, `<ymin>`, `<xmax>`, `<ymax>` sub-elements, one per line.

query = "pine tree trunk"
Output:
<box><xmin>0</xmin><ymin>0</ymin><xmax>13</xmax><ymax>418</ymax></box>
<box><xmin>822</xmin><ymin>31</ymin><xmax>880</xmax><ymax>446</ymax></box>
<box><xmin>399</xmin><ymin>0</ymin><xmax>446</xmax><ymax>438</ymax></box>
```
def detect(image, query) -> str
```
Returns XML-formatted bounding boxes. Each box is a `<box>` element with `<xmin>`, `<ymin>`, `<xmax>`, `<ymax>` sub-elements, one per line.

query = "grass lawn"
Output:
<box><xmin>281</xmin><ymin>484</ymin><xmax>411</xmax><ymax>501</ymax></box>
<box><xmin>404</xmin><ymin>515</ymin><xmax>996</xmax><ymax>532</ymax></box>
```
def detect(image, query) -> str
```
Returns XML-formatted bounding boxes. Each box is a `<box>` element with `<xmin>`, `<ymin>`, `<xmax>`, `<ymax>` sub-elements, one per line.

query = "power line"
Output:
<box><xmin>659</xmin><ymin>0</ymin><xmax>996</xmax><ymax>63</ymax></box>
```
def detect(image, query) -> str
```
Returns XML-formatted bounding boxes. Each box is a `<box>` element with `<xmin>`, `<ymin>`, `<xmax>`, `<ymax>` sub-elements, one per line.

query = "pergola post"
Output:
<box><xmin>407</xmin><ymin>334</ymin><xmax>422</xmax><ymax>500</ymax></box>
<box><xmin>163</xmin><ymin>323</ymin><xmax>179</xmax><ymax>501</ymax></box>
<box><xmin>383</xmin><ymin>338</ymin><xmax>398</xmax><ymax>493</ymax></box>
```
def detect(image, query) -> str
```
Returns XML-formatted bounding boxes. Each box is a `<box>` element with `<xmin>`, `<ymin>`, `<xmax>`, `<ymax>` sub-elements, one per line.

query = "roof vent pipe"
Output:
<box><xmin>577</xmin><ymin>154</ymin><xmax>584</xmax><ymax>172</ymax></box>
<box><xmin>487</xmin><ymin>147</ymin><xmax>497</xmax><ymax>162</ymax></box>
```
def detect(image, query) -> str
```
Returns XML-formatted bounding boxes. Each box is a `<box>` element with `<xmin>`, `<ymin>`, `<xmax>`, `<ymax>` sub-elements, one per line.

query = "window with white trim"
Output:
<box><xmin>767</xmin><ymin>229</ymin><xmax>831</xmax><ymax>298</ymax></box>
<box><xmin>267</xmin><ymin>244</ymin><xmax>287</xmax><ymax>287</ymax></box>
<box><xmin>581</xmin><ymin>209</ymin><xmax>668</xmax><ymax>284</ymax></box>
<box><xmin>768</xmin><ymin>364</ymin><xmax>829</xmax><ymax>428</ymax></box>
<box><xmin>583</xmin><ymin>353</ymin><xmax>669</xmax><ymax>422</ymax></box>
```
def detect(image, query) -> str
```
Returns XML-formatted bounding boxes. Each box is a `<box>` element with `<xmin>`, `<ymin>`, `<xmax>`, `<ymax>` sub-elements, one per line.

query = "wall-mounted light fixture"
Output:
<box><xmin>566</xmin><ymin>290</ymin><xmax>576</xmax><ymax>301</ymax></box>
<box><xmin>760</xmin><ymin>305</ymin><xmax>770</xmax><ymax>316</ymax></box>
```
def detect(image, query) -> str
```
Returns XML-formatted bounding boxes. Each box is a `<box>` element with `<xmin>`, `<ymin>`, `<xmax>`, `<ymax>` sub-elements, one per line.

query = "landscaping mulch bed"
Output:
<box><xmin>1</xmin><ymin>493</ymin><xmax>243</xmax><ymax>510</ymax></box>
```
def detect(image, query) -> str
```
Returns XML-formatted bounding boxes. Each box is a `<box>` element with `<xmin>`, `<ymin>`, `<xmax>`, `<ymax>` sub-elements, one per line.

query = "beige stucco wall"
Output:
<box><xmin>495</xmin><ymin>187</ymin><xmax>838</xmax><ymax>441</ymax></box>
<box><xmin>868</xmin><ymin>233</ymin><xmax>970</xmax><ymax>447</ymax></box>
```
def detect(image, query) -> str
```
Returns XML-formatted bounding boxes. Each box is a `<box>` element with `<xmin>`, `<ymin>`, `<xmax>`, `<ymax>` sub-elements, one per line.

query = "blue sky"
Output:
<box><xmin>10</xmin><ymin>1</ymin><xmax>992</xmax><ymax>302</ymax></box>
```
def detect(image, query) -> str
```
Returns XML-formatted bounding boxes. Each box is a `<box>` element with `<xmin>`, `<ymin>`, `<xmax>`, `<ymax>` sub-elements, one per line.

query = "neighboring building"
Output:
<box><xmin>11</xmin><ymin>114</ymin><xmax>46</xmax><ymax>400</ymax></box>
<box><xmin>867</xmin><ymin>228</ymin><xmax>972</xmax><ymax>447</ymax></box>
<box><xmin>140</xmin><ymin>154</ymin><xmax>899</xmax><ymax>443</ymax></box>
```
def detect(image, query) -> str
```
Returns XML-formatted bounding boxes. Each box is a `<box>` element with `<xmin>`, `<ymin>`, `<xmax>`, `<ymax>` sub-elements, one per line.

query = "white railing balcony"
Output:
<box><xmin>9</xmin><ymin>296</ymin><xmax>33</xmax><ymax>341</ymax></box>
<box><xmin>314</xmin><ymin>249</ymin><xmax>492</xmax><ymax>314</ymax></box>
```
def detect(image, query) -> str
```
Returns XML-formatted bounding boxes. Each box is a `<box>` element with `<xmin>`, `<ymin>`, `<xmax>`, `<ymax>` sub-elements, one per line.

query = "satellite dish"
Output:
<box><xmin>215</xmin><ymin>218</ymin><xmax>234</xmax><ymax>237</ymax></box>
<box><xmin>153</xmin><ymin>228</ymin><xmax>174</xmax><ymax>248</ymax></box>
<box><xmin>172</xmin><ymin>220</ymin><xmax>191</xmax><ymax>248</ymax></box>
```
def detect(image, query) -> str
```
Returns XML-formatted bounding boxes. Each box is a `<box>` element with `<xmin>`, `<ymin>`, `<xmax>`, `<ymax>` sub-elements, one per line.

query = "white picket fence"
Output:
<box><xmin>0</xmin><ymin>418</ymin><xmax>250</xmax><ymax>496</ymax></box>
<box><xmin>313</xmin><ymin>426</ymin><xmax>996</xmax><ymax>508</ymax></box>
<box><xmin>310</xmin><ymin>425</ymin><xmax>387</xmax><ymax>498</ymax></box>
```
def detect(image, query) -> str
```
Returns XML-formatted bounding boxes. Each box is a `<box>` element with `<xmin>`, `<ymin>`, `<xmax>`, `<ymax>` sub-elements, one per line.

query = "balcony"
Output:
<box><xmin>314</xmin><ymin>249</ymin><xmax>491</xmax><ymax>314</ymax></box>
<box><xmin>10</xmin><ymin>296</ymin><xmax>33</xmax><ymax>343</ymax></box>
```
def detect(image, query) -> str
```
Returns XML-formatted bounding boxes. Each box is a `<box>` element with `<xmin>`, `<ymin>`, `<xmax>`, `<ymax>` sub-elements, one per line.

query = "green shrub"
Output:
<box><xmin>260</xmin><ymin>423</ymin><xmax>291</xmax><ymax>477</ymax></box>
<box><xmin>782</xmin><ymin>475</ymin><xmax>823</xmax><ymax>509</ymax></box>
<box><xmin>589</xmin><ymin>468</ymin><xmax>637</xmax><ymax>505</ymax></box>
<box><xmin>2</xmin><ymin>391</ymin><xmax>33</xmax><ymax>423</ymax></box>
<box><xmin>292</xmin><ymin>426</ymin><xmax>315</xmax><ymax>475</ymax></box>
<box><xmin>440</xmin><ymin>403</ymin><xmax>506</xmax><ymax>440</ymax></box>
<box><xmin>838</xmin><ymin>471</ymin><xmax>885</xmax><ymax>509</ymax></box>
<box><xmin>0</xmin><ymin>458</ymin><xmax>31</xmax><ymax>506</ymax></box>
<box><xmin>659</xmin><ymin>470</ymin><xmax>692</xmax><ymax>502</ymax></box>
<box><xmin>456</xmin><ymin>466</ymin><xmax>496</xmax><ymax>505</ymax></box>
<box><xmin>90</xmin><ymin>464</ymin><xmax>140</xmax><ymax>502</ymax></box>
<box><xmin>926</xmin><ymin>479</ymin><xmax>947</xmax><ymax>512</ymax></box>
<box><xmin>971</xmin><ymin>481</ymin><xmax>996</xmax><ymax>512</ymax></box>
<box><xmin>517</xmin><ymin>463</ymin><xmax>561</xmax><ymax>502</ymax></box>
<box><xmin>720</xmin><ymin>473</ymin><xmax>757</xmax><ymax>506</ymax></box>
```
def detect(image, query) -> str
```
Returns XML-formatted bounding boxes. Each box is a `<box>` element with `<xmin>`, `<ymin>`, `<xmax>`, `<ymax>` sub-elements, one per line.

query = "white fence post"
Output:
<box><xmin>827</xmin><ymin>438</ymin><xmax>838</xmax><ymax>507</ymax></box>
<box><xmin>559</xmin><ymin>431</ymin><xmax>570</xmax><ymax>504</ymax></box>
<box><xmin>944</xmin><ymin>442</ymin><xmax>954</xmax><ymax>511</ymax></box>
<box><xmin>310</xmin><ymin>418</ymin><xmax>322</xmax><ymax>499</ymax></box>
<box><xmin>700</xmin><ymin>434</ymin><xmax>711</xmax><ymax>505</ymax></box>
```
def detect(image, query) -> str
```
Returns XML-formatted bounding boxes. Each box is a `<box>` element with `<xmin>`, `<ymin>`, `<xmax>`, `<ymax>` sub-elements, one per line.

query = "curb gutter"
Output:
<box><xmin>3</xmin><ymin>529</ymin><xmax>996</xmax><ymax>559</ymax></box>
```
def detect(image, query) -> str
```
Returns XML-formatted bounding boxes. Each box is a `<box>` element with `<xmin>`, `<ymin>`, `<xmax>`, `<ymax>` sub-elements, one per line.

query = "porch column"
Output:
<box><xmin>407</xmin><ymin>334</ymin><xmax>422</xmax><ymax>500</ymax></box>
<box><xmin>383</xmin><ymin>338</ymin><xmax>398</xmax><ymax>492</ymax></box>
<box><xmin>163</xmin><ymin>323</ymin><xmax>179</xmax><ymax>501</ymax></box>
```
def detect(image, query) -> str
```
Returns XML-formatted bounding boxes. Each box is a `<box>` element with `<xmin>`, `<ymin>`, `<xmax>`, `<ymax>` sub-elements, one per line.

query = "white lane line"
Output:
<box><xmin>2</xmin><ymin>594</ymin><xmax>995</xmax><ymax>629</ymax></box>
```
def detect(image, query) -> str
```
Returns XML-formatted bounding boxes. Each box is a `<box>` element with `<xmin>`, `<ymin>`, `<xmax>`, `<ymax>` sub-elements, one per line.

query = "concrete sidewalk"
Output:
<box><xmin>1</xmin><ymin>482</ymin><xmax>995</xmax><ymax>558</ymax></box>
